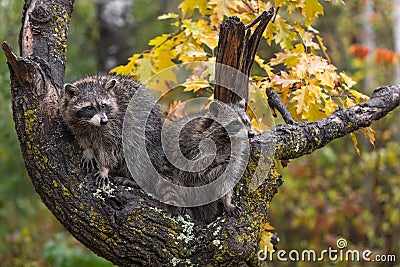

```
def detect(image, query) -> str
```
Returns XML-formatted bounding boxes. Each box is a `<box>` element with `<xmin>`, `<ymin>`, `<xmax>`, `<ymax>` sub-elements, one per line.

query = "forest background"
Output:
<box><xmin>0</xmin><ymin>0</ymin><xmax>399</xmax><ymax>266</ymax></box>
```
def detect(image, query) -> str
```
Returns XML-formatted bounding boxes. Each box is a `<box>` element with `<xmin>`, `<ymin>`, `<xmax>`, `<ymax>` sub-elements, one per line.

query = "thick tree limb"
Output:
<box><xmin>260</xmin><ymin>85</ymin><xmax>400</xmax><ymax>161</ymax></box>
<box><xmin>3</xmin><ymin>1</ymin><xmax>399</xmax><ymax>266</ymax></box>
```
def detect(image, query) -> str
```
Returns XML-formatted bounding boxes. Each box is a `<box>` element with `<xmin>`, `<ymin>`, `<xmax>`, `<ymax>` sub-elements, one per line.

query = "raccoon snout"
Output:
<box><xmin>100</xmin><ymin>114</ymin><xmax>108</xmax><ymax>125</ymax></box>
<box><xmin>247</xmin><ymin>130</ymin><xmax>255</xmax><ymax>138</ymax></box>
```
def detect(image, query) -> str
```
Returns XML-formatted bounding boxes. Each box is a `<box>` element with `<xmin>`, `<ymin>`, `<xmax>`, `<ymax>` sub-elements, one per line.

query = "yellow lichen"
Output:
<box><xmin>61</xmin><ymin>185</ymin><xmax>70</xmax><ymax>196</ymax></box>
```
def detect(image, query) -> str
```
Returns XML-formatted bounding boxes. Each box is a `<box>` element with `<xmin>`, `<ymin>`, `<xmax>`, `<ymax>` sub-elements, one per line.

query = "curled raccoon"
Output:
<box><xmin>60</xmin><ymin>74</ymin><xmax>163</xmax><ymax>187</ymax></box>
<box><xmin>162</xmin><ymin>100</ymin><xmax>255</xmax><ymax>224</ymax></box>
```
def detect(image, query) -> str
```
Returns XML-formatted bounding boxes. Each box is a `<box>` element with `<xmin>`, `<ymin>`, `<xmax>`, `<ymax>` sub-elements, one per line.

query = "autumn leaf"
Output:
<box><xmin>350</xmin><ymin>132</ymin><xmax>361</xmax><ymax>156</ymax></box>
<box><xmin>179</xmin><ymin>0</ymin><xmax>208</xmax><ymax>17</ymax></box>
<box><xmin>158</xmin><ymin>13</ymin><xmax>179</xmax><ymax>20</ymax></box>
<box><xmin>134</xmin><ymin>55</ymin><xmax>156</xmax><ymax>82</ymax></box>
<box><xmin>303</xmin><ymin>0</ymin><xmax>324</xmax><ymax>27</ymax></box>
<box><xmin>182</xmin><ymin>80</ymin><xmax>211</xmax><ymax>93</ymax></box>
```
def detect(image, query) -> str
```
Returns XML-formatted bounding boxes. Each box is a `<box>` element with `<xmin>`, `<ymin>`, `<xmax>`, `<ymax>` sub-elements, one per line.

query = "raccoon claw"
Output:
<box><xmin>81</xmin><ymin>156</ymin><xmax>97</xmax><ymax>173</ymax></box>
<box><xmin>226</xmin><ymin>205</ymin><xmax>242</xmax><ymax>218</ymax></box>
<box><xmin>94</xmin><ymin>172</ymin><xmax>109</xmax><ymax>187</ymax></box>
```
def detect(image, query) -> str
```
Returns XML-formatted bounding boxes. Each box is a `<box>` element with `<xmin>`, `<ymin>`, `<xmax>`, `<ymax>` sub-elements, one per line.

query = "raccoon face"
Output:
<box><xmin>208</xmin><ymin>101</ymin><xmax>255</xmax><ymax>138</ymax></box>
<box><xmin>63</xmin><ymin>79</ymin><xmax>118</xmax><ymax>127</ymax></box>
<box><xmin>74</xmin><ymin>101</ymin><xmax>113</xmax><ymax>126</ymax></box>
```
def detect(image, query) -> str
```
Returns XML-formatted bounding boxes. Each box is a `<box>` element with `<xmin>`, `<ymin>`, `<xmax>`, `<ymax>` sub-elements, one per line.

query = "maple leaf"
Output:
<box><xmin>303</xmin><ymin>0</ymin><xmax>324</xmax><ymax>27</ymax></box>
<box><xmin>182</xmin><ymin>80</ymin><xmax>211</xmax><ymax>93</ymax></box>
<box><xmin>361</xmin><ymin>127</ymin><xmax>376</xmax><ymax>146</ymax></box>
<box><xmin>272</xmin><ymin>71</ymin><xmax>300</xmax><ymax>89</ymax></box>
<box><xmin>179</xmin><ymin>0</ymin><xmax>208</xmax><ymax>17</ymax></box>
<box><xmin>209</xmin><ymin>0</ymin><xmax>239</xmax><ymax>24</ymax></box>
<box><xmin>273</xmin><ymin>17</ymin><xmax>298</xmax><ymax>50</ymax></box>
<box><xmin>134</xmin><ymin>55</ymin><xmax>156</xmax><ymax>82</ymax></box>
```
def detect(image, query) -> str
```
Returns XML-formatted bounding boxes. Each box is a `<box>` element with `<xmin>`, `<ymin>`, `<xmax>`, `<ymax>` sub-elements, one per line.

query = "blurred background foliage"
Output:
<box><xmin>0</xmin><ymin>0</ymin><xmax>399</xmax><ymax>266</ymax></box>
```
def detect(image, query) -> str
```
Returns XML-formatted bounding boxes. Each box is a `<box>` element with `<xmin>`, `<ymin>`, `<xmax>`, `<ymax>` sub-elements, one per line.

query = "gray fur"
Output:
<box><xmin>61</xmin><ymin>74</ymin><xmax>162</xmax><ymax>186</ymax></box>
<box><xmin>163</xmin><ymin>101</ymin><xmax>253</xmax><ymax>224</ymax></box>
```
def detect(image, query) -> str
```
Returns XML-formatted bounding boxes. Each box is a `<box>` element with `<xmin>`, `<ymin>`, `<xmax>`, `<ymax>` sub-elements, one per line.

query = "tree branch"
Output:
<box><xmin>255</xmin><ymin>85</ymin><xmax>400</xmax><ymax>161</ymax></box>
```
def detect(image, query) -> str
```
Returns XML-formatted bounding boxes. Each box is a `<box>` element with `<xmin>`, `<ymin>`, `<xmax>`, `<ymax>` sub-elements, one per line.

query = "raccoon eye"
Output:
<box><xmin>85</xmin><ymin>106</ymin><xmax>94</xmax><ymax>110</ymax></box>
<box><xmin>101</xmin><ymin>103</ymin><xmax>107</xmax><ymax>109</ymax></box>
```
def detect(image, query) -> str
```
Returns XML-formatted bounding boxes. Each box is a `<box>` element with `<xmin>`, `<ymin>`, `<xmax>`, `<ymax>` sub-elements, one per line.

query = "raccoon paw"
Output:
<box><xmin>94</xmin><ymin>172</ymin><xmax>109</xmax><ymax>187</ymax></box>
<box><xmin>81</xmin><ymin>156</ymin><xmax>97</xmax><ymax>173</ymax></box>
<box><xmin>226</xmin><ymin>205</ymin><xmax>242</xmax><ymax>218</ymax></box>
<box><xmin>113</xmin><ymin>176</ymin><xmax>138</xmax><ymax>188</ymax></box>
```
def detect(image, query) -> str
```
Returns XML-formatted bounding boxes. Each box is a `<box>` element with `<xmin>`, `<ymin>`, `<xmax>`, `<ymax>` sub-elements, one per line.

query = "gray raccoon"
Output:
<box><xmin>163</xmin><ymin>100</ymin><xmax>254</xmax><ymax>224</ymax></box>
<box><xmin>61</xmin><ymin>74</ymin><xmax>162</xmax><ymax>186</ymax></box>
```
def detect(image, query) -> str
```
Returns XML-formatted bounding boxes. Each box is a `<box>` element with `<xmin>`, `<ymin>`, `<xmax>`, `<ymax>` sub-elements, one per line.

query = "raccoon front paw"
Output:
<box><xmin>81</xmin><ymin>156</ymin><xmax>97</xmax><ymax>173</ymax></box>
<box><xmin>113</xmin><ymin>176</ymin><xmax>138</xmax><ymax>188</ymax></box>
<box><xmin>94</xmin><ymin>172</ymin><xmax>109</xmax><ymax>187</ymax></box>
<box><xmin>226</xmin><ymin>205</ymin><xmax>242</xmax><ymax>218</ymax></box>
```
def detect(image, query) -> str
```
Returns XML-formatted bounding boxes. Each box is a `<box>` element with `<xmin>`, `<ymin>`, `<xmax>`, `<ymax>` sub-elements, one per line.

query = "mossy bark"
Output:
<box><xmin>3</xmin><ymin>1</ymin><xmax>400</xmax><ymax>266</ymax></box>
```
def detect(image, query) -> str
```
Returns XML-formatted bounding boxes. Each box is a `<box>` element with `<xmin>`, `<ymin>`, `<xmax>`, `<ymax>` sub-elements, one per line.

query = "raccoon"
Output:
<box><xmin>61</xmin><ymin>74</ymin><xmax>163</xmax><ymax>187</ymax></box>
<box><xmin>163</xmin><ymin>100</ymin><xmax>255</xmax><ymax>224</ymax></box>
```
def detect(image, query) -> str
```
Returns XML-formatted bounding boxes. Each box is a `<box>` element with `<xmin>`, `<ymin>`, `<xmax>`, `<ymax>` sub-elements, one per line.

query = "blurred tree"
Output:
<box><xmin>393</xmin><ymin>0</ymin><xmax>400</xmax><ymax>84</ymax></box>
<box><xmin>96</xmin><ymin>0</ymin><xmax>135</xmax><ymax>70</ymax></box>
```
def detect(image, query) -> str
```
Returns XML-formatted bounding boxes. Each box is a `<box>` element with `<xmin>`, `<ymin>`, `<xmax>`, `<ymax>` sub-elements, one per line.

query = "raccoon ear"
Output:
<box><xmin>64</xmin><ymin>83</ymin><xmax>79</xmax><ymax>97</ymax></box>
<box><xmin>104</xmin><ymin>79</ymin><xmax>117</xmax><ymax>92</ymax></box>
<box><xmin>209</xmin><ymin>101</ymin><xmax>225</xmax><ymax>117</ymax></box>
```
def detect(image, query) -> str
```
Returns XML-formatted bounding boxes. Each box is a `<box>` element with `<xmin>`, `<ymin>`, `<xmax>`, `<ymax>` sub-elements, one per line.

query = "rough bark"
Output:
<box><xmin>3</xmin><ymin>1</ymin><xmax>400</xmax><ymax>266</ymax></box>
<box><xmin>214</xmin><ymin>9</ymin><xmax>274</xmax><ymax>105</ymax></box>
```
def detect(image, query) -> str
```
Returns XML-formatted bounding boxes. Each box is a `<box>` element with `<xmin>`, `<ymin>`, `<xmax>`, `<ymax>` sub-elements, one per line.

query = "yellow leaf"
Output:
<box><xmin>155</xmin><ymin>51</ymin><xmax>176</xmax><ymax>70</ymax></box>
<box><xmin>158</xmin><ymin>13</ymin><xmax>179</xmax><ymax>20</ymax></box>
<box><xmin>317</xmin><ymin>71</ymin><xmax>336</xmax><ymax>89</ymax></box>
<box><xmin>350</xmin><ymin>132</ymin><xmax>361</xmax><ymax>156</ymax></box>
<box><xmin>271</xmin><ymin>71</ymin><xmax>300</xmax><ymax>89</ymax></box>
<box><xmin>134</xmin><ymin>55</ymin><xmax>156</xmax><ymax>82</ymax></box>
<box><xmin>148</xmin><ymin>34</ymin><xmax>171</xmax><ymax>47</ymax></box>
<box><xmin>176</xmin><ymin>41</ymin><xmax>208</xmax><ymax>61</ymax></box>
<box><xmin>209</xmin><ymin>0</ymin><xmax>239</xmax><ymax>23</ymax></box>
<box><xmin>179</xmin><ymin>0</ymin><xmax>208</xmax><ymax>17</ymax></box>
<box><xmin>304</xmin><ymin>0</ymin><xmax>324</xmax><ymax>27</ymax></box>
<box><xmin>110</xmin><ymin>54</ymin><xmax>140</xmax><ymax>75</ymax></box>
<box><xmin>182</xmin><ymin>80</ymin><xmax>211</xmax><ymax>93</ymax></box>
<box><xmin>361</xmin><ymin>127</ymin><xmax>376</xmax><ymax>146</ymax></box>
<box><xmin>323</xmin><ymin>98</ymin><xmax>338</xmax><ymax>115</ymax></box>
<box><xmin>340</xmin><ymin>72</ymin><xmax>357</xmax><ymax>89</ymax></box>
<box><xmin>349</xmin><ymin>89</ymin><xmax>369</xmax><ymax>103</ymax></box>
<box><xmin>293</xmin><ymin>85</ymin><xmax>310</xmax><ymax>117</ymax></box>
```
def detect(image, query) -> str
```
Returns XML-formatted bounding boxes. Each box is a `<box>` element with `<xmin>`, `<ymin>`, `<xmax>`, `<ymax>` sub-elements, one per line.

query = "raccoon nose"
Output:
<box><xmin>247</xmin><ymin>130</ymin><xmax>255</xmax><ymax>138</ymax></box>
<box><xmin>100</xmin><ymin>115</ymin><xmax>108</xmax><ymax>125</ymax></box>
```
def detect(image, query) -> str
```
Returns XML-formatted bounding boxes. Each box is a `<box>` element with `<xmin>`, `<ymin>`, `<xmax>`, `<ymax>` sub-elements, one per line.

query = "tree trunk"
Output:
<box><xmin>96</xmin><ymin>0</ymin><xmax>134</xmax><ymax>71</ymax></box>
<box><xmin>3</xmin><ymin>1</ymin><xmax>400</xmax><ymax>266</ymax></box>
